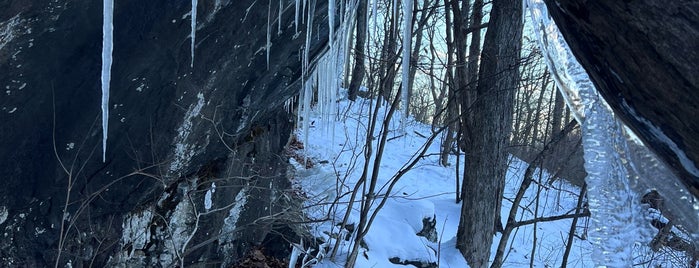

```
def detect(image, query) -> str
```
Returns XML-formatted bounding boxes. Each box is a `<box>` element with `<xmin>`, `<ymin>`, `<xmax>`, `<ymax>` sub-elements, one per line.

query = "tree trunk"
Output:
<box><xmin>456</xmin><ymin>0</ymin><xmax>523</xmax><ymax>267</ymax></box>
<box><xmin>347</xmin><ymin>0</ymin><xmax>368</xmax><ymax>101</ymax></box>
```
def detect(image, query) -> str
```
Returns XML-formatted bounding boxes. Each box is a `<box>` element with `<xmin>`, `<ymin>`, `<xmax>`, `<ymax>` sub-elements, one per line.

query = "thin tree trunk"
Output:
<box><xmin>561</xmin><ymin>183</ymin><xmax>587</xmax><ymax>267</ymax></box>
<box><xmin>551</xmin><ymin>87</ymin><xmax>565</xmax><ymax>138</ymax></box>
<box><xmin>348</xmin><ymin>0</ymin><xmax>367</xmax><ymax>101</ymax></box>
<box><xmin>440</xmin><ymin>0</ymin><xmax>457</xmax><ymax>167</ymax></box>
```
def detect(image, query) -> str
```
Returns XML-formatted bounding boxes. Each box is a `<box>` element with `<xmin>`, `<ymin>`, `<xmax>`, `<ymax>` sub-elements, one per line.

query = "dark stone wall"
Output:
<box><xmin>543</xmin><ymin>0</ymin><xmax>699</xmax><ymax>197</ymax></box>
<box><xmin>0</xmin><ymin>0</ymin><xmax>328</xmax><ymax>266</ymax></box>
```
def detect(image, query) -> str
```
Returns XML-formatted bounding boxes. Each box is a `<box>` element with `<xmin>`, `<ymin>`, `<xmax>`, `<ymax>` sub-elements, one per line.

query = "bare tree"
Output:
<box><xmin>456</xmin><ymin>0</ymin><xmax>523</xmax><ymax>267</ymax></box>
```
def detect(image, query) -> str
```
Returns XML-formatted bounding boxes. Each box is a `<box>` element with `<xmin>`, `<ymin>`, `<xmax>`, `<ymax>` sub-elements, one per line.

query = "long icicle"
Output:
<box><xmin>400</xmin><ymin>0</ymin><xmax>413</xmax><ymax>128</ymax></box>
<box><xmin>278</xmin><ymin>0</ymin><xmax>283</xmax><ymax>35</ymax></box>
<box><xmin>191</xmin><ymin>0</ymin><xmax>197</xmax><ymax>67</ymax></box>
<box><xmin>328</xmin><ymin>0</ymin><xmax>335</xmax><ymax>47</ymax></box>
<box><xmin>295</xmin><ymin>0</ymin><xmax>300</xmax><ymax>33</ymax></box>
<box><xmin>101</xmin><ymin>0</ymin><xmax>114</xmax><ymax>162</ymax></box>
<box><xmin>267</xmin><ymin>0</ymin><xmax>272</xmax><ymax>69</ymax></box>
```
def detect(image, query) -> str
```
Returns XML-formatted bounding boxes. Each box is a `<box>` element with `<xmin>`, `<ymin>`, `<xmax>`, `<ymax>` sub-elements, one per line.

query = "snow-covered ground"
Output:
<box><xmin>289</xmin><ymin>93</ymin><xmax>595</xmax><ymax>267</ymax></box>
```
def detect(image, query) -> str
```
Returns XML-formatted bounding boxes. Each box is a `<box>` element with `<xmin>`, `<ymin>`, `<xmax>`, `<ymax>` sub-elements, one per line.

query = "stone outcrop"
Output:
<box><xmin>543</xmin><ymin>0</ymin><xmax>699</xmax><ymax>197</ymax></box>
<box><xmin>0</xmin><ymin>0</ymin><xmax>328</xmax><ymax>266</ymax></box>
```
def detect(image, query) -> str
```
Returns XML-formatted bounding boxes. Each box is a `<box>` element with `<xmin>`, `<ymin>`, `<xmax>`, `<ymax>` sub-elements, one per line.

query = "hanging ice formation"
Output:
<box><xmin>101</xmin><ymin>0</ymin><xmax>114</xmax><ymax>162</ymax></box>
<box><xmin>267</xmin><ymin>0</ymin><xmax>272</xmax><ymax>69</ymax></box>
<box><xmin>295</xmin><ymin>0</ymin><xmax>300</xmax><ymax>33</ymax></box>
<box><xmin>526</xmin><ymin>0</ymin><xmax>699</xmax><ymax>265</ymax></box>
<box><xmin>328</xmin><ymin>0</ymin><xmax>335</xmax><ymax>48</ymax></box>
<box><xmin>191</xmin><ymin>0</ymin><xmax>197</xmax><ymax>67</ymax></box>
<box><xmin>278</xmin><ymin>0</ymin><xmax>283</xmax><ymax>35</ymax></box>
<box><xmin>296</xmin><ymin>0</ymin><xmax>357</xmax><ymax>151</ymax></box>
<box><xmin>400</xmin><ymin>0</ymin><xmax>413</xmax><ymax>128</ymax></box>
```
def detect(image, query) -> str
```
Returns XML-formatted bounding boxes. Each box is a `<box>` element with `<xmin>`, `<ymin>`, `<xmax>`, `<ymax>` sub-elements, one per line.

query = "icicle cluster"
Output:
<box><xmin>527</xmin><ymin>0</ymin><xmax>699</xmax><ymax>264</ymax></box>
<box><xmin>191</xmin><ymin>0</ymin><xmax>197</xmax><ymax>67</ymax></box>
<box><xmin>296</xmin><ymin>0</ymin><xmax>357</xmax><ymax>151</ymax></box>
<box><xmin>101</xmin><ymin>0</ymin><xmax>114</xmax><ymax>162</ymax></box>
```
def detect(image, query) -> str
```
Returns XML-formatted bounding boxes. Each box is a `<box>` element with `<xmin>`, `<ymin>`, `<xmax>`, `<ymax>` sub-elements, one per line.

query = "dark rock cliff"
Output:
<box><xmin>0</xmin><ymin>0</ymin><xmax>328</xmax><ymax>266</ymax></box>
<box><xmin>543</xmin><ymin>0</ymin><xmax>699</xmax><ymax>197</ymax></box>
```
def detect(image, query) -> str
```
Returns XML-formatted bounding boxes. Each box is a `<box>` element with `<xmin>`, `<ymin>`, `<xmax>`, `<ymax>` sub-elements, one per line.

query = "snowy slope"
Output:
<box><xmin>291</xmin><ymin>93</ymin><xmax>595</xmax><ymax>267</ymax></box>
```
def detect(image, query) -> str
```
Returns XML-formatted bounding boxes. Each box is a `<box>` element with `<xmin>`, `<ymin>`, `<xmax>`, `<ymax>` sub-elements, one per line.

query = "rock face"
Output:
<box><xmin>0</xmin><ymin>0</ymin><xmax>328</xmax><ymax>266</ymax></box>
<box><xmin>543</xmin><ymin>0</ymin><xmax>699</xmax><ymax>197</ymax></box>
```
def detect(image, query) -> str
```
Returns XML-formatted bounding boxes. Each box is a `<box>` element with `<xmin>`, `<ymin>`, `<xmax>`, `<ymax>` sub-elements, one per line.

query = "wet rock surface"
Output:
<box><xmin>0</xmin><ymin>0</ymin><xmax>327</xmax><ymax>266</ymax></box>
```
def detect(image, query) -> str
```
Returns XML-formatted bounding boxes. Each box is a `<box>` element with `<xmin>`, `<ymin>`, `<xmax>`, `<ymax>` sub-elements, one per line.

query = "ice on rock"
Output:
<box><xmin>526</xmin><ymin>0</ymin><xmax>699</xmax><ymax>265</ymax></box>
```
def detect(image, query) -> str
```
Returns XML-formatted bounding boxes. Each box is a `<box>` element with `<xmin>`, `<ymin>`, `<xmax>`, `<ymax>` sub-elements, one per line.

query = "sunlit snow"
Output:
<box><xmin>292</xmin><ymin>94</ymin><xmax>594</xmax><ymax>267</ymax></box>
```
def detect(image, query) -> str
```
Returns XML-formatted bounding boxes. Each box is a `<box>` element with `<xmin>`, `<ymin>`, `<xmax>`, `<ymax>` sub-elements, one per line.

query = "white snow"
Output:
<box><xmin>293</xmin><ymin>95</ymin><xmax>595</xmax><ymax>267</ymax></box>
<box><xmin>0</xmin><ymin>15</ymin><xmax>21</xmax><ymax>52</ymax></box>
<box><xmin>169</xmin><ymin>93</ymin><xmax>206</xmax><ymax>174</ymax></box>
<box><xmin>204</xmin><ymin>182</ymin><xmax>216</xmax><ymax>211</ymax></box>
<box><xmin>0</xmin><ymin>206</ymin><xmax>7</xmax><ymax>225</ymax></box>
<box><xmin>191</xmin><ymin>0</ymin><xmax>198</xmax><ymax>68</ymax></box>
<box><xmin>101</xmin><ymin>0</ymin><xmax>114</xmax><ymax>162</ymax></box>
<box><xmin>120</xmin><ymin>209</ymin><xmax>153</xmax><ymax>257</ymax></box>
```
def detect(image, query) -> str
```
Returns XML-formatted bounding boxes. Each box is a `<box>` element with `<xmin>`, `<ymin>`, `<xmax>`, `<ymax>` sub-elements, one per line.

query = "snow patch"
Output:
<box><xmin>220</xmin><ymin>188</ymin><xmax>248</xmax><ymax>256</ymax></box>
<box><xmin>204</xmin><ymin>182</ymin><xmax>216</xmax><ymax>211</ymax></box>
<box><xmin>0</xmin><ymin>206</ymin><xmax>7</xmax><ymax>225</ymax></box>
<box><xmin>169</xmin><ymin>93</ymin><xmax>206</xmax><ymax>174</ymax></box>
<box><xmin>0</xmin><ymin>15</ymin><xmax>22</xmax><ymax>52</ymax></box>
<box><xmin>161</xmin><ymin>188</ymin><xmax>196</xmax><ymax>265</ymax></box>
<box><xmin>120</xmin><ymin>209</ymin><xmax>153</xmax><ymax>257</ymax></box>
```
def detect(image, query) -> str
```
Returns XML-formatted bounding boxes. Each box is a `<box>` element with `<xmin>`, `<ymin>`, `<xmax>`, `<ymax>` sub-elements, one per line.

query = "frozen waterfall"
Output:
<box><xmin>526</xmin><ymin>0</ymin><xmax>699</xmax><ymax>266</ymax></box>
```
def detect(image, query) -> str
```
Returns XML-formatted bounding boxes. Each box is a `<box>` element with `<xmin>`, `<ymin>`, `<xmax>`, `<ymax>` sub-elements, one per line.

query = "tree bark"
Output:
<box><xmin>347</xmin><ymin>0</ymin><xmax>368</xmax><ymax>101</ymax></box>
<box><xmin>456</xmin><ymin>0</ymin><xmax>523</xmax><ymax>267</ymax></box>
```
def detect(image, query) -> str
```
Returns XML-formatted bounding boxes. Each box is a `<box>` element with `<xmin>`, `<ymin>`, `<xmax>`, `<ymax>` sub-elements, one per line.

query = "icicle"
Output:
<box><xmin>400</xmin><ymin>0</ymin><xmax>413</xmax><ymax>128</ymax></box>
<box><xmin>303</xmin><ymin>0</ymin><xmax>315</xmax><ymax>75</ymax></box>
<box><xmin>191</xmin><ymin>0</ymin><xmax>197</xmax><ymax>68</ymax></box>
<box><xmin>101</xmin><ymin>0</ymin><xmax>114</xmax><ymax>162</ymax></box>
<box><xmin>295</xmin><ymin>0</ymin><xmax>300</xmax><ymax>33</ymax></box>
<box><xmin>267</xmin><ymin>0</ymin><xmax>272</xmax><ymax>69</ymax></box>
<box><xmin>328</xmin><ymin>0</ymin><xmax>335</xmax><ymax>47</ymax></box>
<box><xmin>302</xmin><ymin>0</ymin><xmax>307</xmax><ymax>24</ymax></box>
<box><xmin>278</xmin><ymin>0</ymin><xmax>283</xmax><ymax>35</ymax></box>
